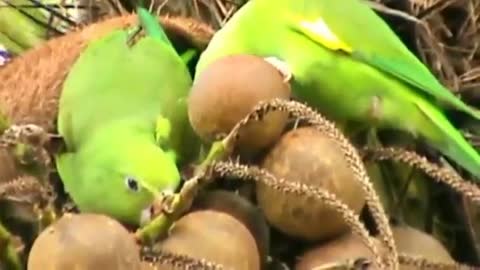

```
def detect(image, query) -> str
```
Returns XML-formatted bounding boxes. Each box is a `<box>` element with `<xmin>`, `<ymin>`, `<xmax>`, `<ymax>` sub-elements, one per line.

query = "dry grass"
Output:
<box><xmin>408</xmin><ymin>0</ymin><xmax>480</xmax><ymax>94</ymax></box>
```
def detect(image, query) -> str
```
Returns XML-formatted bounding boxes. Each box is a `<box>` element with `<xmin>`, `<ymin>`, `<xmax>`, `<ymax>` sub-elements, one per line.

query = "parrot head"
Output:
<box><xmin>61</xmin><ymin>140</ymin><xmax>181</xmax><ymax>226</ymax></box>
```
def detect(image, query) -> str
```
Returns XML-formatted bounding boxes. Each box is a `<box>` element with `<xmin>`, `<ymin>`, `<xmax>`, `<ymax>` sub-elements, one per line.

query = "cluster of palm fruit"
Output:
<box><xmin>0</xmin><ymin>0</ymin><xmax>480</xmax><ymax>270</ymax></box>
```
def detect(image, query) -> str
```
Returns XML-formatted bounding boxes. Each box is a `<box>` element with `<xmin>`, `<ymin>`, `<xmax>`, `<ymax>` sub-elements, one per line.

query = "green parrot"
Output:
<box><xmin>55</xmin><ymin>6</ymin><xmax>195</xmax><ymax>226</ymax></box>
<box><xmin>195</xmin><ymin>0</ymin><xmax>480</xmax><ymax>180</ymax></box>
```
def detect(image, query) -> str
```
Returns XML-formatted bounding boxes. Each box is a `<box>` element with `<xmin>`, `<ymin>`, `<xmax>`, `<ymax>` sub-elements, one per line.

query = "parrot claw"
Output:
<box><xmin>0</xmin><ymin>124</ymin><xmax>65</xmax><ymax>154</ymax></box>
<box><xmin>140</xmin><ymin>190</ymin><xmax>179</xmax><ymax>226</ymax></box>
<box><xmin>263</xmin><ymin>56</ymin><xmax>293</xmax><ymax>83</ymax></box>
<box><xmin>151</xmin><ymin>190</ymin><xmax>179</xmax><ymax>216</ymax></box>
<box><xmin>0</xmin><ymin>124</ymin><xmax>46</xmax><ymax>147</ymax></box>
<box><xmin>160</xmin><ymin>191</ymin><xmax>177</xmax><ymax>214</ymax></box>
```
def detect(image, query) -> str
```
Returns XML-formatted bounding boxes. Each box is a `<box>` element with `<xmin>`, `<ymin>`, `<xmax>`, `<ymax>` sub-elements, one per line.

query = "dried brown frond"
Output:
<box><xmin>0</xmin><ymin>175</ymin><xmax>50</xmax><ymax>205</ymax></box>
<box><xmin>217</xmin><ymin>98</ymin><xmax>397</xmax><ymax>269</ymax></box>
<box><xmin>363</xmin><ymin>147</ymin><xmax>480</xmax><ymax>204</ymax></box>
<box><xmin>136</xmin><ymin>0</ymin><xmax>246</xmax><ymax>29</ymax></box>
<box><xmin>208</xmin><ymin>161</ymin><xmax>384</xmax><ymax>269</ymax></box>
<box><xmin>141</xmin><ymin>248</ymin><xmax>227</xmax><ymax>270</ymax></box>
<box><xmin>398</xmin><ymin>253</ymin><xmax>477</xmax><ymax>270</ymax></box>
<box><xmin>76</xmin><ymin>0</ymin><xmax>129</xmax><ymax>23</ymax></box>
<box><xmin>406</xmin><ymin>0</ymin><xmax>480</xmax><ymax>93</ymax></box>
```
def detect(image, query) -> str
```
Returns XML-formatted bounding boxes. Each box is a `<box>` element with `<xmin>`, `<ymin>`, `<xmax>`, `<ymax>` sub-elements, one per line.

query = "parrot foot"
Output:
<box><xmin>0</xmin><ymin>124</ymin><xmax>64</xmax><ymax>153</ymax></box>
<box><xmin>263</xmin><ymin>56</ymin><xmax>293</xmax><ymax>83</ymax></box>
<box><xmin>0</xmin><ymin>124</ymin><xmax>48</xmax><ymax>147</ymax></box>
<box><xmin>141</xmin><ymin>190</ymin><xmax>178</xmax><ymax>227</ymax></box>
<box><xmin>0</xmin><ymin>124</ymin><xmax>51</xmax><ymax>168</ymax></box>
<box><xmin>158</xmin><ymin>191</ymin><xmax>179</xmax><ymax>215</ymax></box>
<box><xmin>0</xmin><ymin>124</ymin><xmax>65</xmax><ymax>174</ymax></box>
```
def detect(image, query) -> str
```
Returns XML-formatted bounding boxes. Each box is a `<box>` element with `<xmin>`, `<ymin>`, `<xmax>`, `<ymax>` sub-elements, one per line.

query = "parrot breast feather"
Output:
<box><xmin>289</xmin><ymin>0</ymin><xmax>480</xmax><ymax>120</ymax></box>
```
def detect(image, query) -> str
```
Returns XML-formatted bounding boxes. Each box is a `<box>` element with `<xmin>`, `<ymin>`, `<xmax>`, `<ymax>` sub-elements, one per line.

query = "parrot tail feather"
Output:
<box><xmin>136</xmin><ymin>5</ymin><xmax>174</xmax><ymax>48</ymax></box>
<box><xmin>416</xmin><ymin>102</ymin><xmax>480</xmax><ymax>181</ymax></box>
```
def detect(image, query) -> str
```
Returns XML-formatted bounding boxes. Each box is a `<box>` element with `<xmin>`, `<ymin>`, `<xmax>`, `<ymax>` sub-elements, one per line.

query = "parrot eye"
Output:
<box><xmin>125</xmin><ymin>176</ymin><xmax>141</xmax><ymax>192</ymax></box>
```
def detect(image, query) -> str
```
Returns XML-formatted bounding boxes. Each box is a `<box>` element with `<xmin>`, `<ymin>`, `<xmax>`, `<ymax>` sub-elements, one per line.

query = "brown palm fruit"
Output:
<box><xmin>188</xmin><ymin>54</ymin><xmax>291</xmax><ymax>154</ymax></box>
<box><xmin>391</xmin><ymin>225</ymin><xmax>455</xmax><ymax>270</ymax></box>
<box><xmin>295</xmin><ymin>232</ymin><xmax>384</xmax><ymax>270</ymax></box>
<box><xmin>191</xmin><ymin>190</ymin><xmax>270</xmax><ymax>267</ymax></box>
<box><xmin>27</xmin><ymin>213</ymin><xmax>142</xmax><ymax>270</ymax></box>
<box><xmin>154</xmin><ymin>210</ymin><xmax>261</xmax><ymax>270</ymax></box>
<box><xmin>257</xmin><ymin>127</ymin><xmax>366</xmax><ymax>241</ymax></box>
<box><xmin>0</xmin><ymin>14</ymin><xmax>213</xmax><ymax>181</ymax></box>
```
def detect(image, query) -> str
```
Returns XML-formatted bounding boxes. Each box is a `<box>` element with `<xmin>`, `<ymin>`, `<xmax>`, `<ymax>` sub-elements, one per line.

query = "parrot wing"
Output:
<box><xmin>136</xmin><ymin>6</ymin><xmax>198</xmax><ymax>65</ymax></box>
<box><xmin>288</xmin><ymin>0</ymin><xmax>480</xmax><ymax>120</ymax></box>
<box><xmin>136</xmin><ymin>5</ymin><xmax>175</xmax><ymax>48</ymax></box>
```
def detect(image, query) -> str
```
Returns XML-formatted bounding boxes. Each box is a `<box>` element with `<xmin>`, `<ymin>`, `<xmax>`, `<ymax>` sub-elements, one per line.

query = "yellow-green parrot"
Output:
<box><xmin>195</xmin><ymin>0</ymin><xmax>480</xmax><ymax>180</ymax></box>
<box><xmin>55</xmin><ymin>6</ymin><xmax>195</xmax><ymax>226</ymax></box>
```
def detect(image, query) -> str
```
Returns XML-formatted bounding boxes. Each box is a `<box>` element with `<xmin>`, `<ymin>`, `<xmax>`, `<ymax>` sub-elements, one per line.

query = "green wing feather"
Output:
<box><xmin>136</xmin><ymin>6</ymin><xmax>197</xmax><ymax>64</ymax></box>
<box><xmin>290</xmin><ymin>0</ymin><xmax>480</xmax><ymax>119</ymax></box>
<box><xmin>136</xmin><ymin>6</ymin><xmax>174</xmax><ymax>47</ymax></box>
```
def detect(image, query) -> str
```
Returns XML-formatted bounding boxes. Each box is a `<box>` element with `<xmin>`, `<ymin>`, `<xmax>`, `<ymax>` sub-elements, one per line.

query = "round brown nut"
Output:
<box><xmin>27</xmin><ymin>213</ymin><xmax>141</xmax><ymax>270</ymax></box>
<box><xmin>257</xmin><ymin>127</ymin><xmax>366</xmax><ymax>241</ymax></box>
<box><xmin>188</xmin><ymin>54</ymin><xmax>291</xmax><ymax>153</ymax></box>
<box><xmin>155</xmin><ymin>210</ymin><xmax>261</xmax><ymax>270</ymax></box>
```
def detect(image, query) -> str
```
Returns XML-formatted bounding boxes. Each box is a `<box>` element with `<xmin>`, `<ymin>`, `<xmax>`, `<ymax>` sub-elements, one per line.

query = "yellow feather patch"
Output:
<box><xmin>155</xmin><ymin>115</ymin><xmax>172</xmax><ymax>145</ymax></box>
<box><xmin>298</xmin><ymin>18</ymin><xmax>353</xmax><ymax>53</ymax></box>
